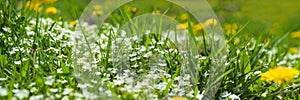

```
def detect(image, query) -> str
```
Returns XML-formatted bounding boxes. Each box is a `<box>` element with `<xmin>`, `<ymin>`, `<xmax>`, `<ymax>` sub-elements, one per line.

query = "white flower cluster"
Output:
<box><xmin>71</xmin><ymin>20</ymin><xmax>208</xmax><ymax>99</ymax></box>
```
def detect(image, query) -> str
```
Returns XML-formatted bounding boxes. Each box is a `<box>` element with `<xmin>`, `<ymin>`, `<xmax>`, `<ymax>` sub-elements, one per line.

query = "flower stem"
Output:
<box><xmin>281</xmin><ymin>84</ymin><xmax>285</xmax><ymax>100</ymax></box>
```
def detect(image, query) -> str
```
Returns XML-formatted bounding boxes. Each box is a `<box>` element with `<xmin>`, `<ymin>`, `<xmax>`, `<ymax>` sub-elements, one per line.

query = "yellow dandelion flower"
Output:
<box><xmin>92</xmin><ymin>5</ymin><xmax>103</xmax><ymax>15</ymax></box>
<box><xmin>131</xmin><ymin>7</ymin><xmax>137</xmax><ymax>13</ymax></box>
<box><xmin>193</xmin><ymin>23</ymin><xmax>203</xmax><ymax>32</ymax></box>
<box><xmin>43</xmin><ymin>0</ymin><xmax>57</xmax><ymax>4</ymax></box>
<box><xmin>224</xmin><ymin>23</ymin><xmax>238</xmax><ymax>35</ymax></box>
<box><xmin>203</xmin><ymin>18</ymin><xmax>218</xmax><ymax>28</ymax></box>
<box><xmin>289</xmin><ymin>47</ymin><xmax>298</xmax><ymax>54</ymax></box>
<box><xmin>33</xmin><ymin>5</ymin><xmax>42</xmax><ymax>12</ymax></box>
<box><xmin>69</xmin><ymin>20</ymin><xmax>77</xmax><ymax>27</ymax></box>
<box><xmin>26</xmin><ymin>1</ymin><xmax>42</xmax><ymax>12</ymax></box>
<box><xmin>170</xmin><ymin>15</ymin><xmax>177</xmax><ymax>19</ymax></box>
<box><xmin>260</xmin><ymin>66</ymin><xmax>299</xmax><ymax>85</ymax></box>
<box><xmin>93</xmin><ymin>5</ymin><xmax>102</xmax><ymax>10</ymax></box>
<box><xmin>171</xmin><ymin>96</ymin><xmax>188</xmax><ymax>100</ymax></box>
<box><xmin>291</xmin><ymin>30</ymin><xmax>300</xmax><ymax>38</ymax></box>
<box><xmin>152</xmin><ymin>10</ymin><xmax>160</xmax><ymax>15</ymax></box>
<box><xmin>93</xmin><ymin>10</ymin><xmax>103</xmax><ymax>15</ymax></box>
<box><xmin>180</xmin><ymin>13</ymin><xmax>188</xmax><ymax>21</ymax></box>
<box><xmin>193</xmin><ymin>23</ymin><xmax>203</xmax><ymax>36</ymax></box>
<box><xmin>176</xmin><ymin>22</ymin><xmax>189</xmax><ymax>30</ymax></box>
<box><xmin>26</xmin><ymin>1</ymin><xmax>31</xmax><ymax>7</ymax></box>
<box><xmin>46</xmin><ymin>7</ymin><xmax>58</xmax><ymax>15</ymax></box>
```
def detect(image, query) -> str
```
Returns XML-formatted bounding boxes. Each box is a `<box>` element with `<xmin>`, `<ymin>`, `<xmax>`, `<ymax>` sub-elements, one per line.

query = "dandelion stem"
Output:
<box><xmin>281</xmin><ymin>84</ymin><xmax>285</xmax><ymax>100</ymax></box>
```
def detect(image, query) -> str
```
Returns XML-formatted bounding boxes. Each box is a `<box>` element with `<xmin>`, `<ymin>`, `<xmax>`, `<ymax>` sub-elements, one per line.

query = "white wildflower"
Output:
<box><xmin>158</xmin><ymin>63</ymin><xmax>167</xmax><ymax>67</ymax></box>
<box><xmin>13</xmin><ymin>89</ymin><xmax>29</xmax><ymax>99</ymax></box>
<box><xmin>45</xmin><ymin>76</ymin><xmax>55</xmax><ymax>85</ymax></box>
<box><xmin>50</xmin><ymin>88</ymin><xmax>59</xmax><ymax>93</ymax></box>
<box><xmin>57</xmin><ymin>68</ymin><xmax>63</xmax><ymax>74</ymax></box>
<box><xmin>95</xmin><ymin>72</ymin><xmax>101</xmax><ymax>75</ymax></box>
<box><xmin>143</xmin><ymin>52</ymin><xmax>152</xmax><ymax>58</ymax></box>
<box><xmin>132</xmin><ymin>36</ymin><xmax>138</xmax><ymax>41</ymax></box>
<box><xmin>221</xmin><ymin>91</ymin><xmax>231</xmax><ymax>97</ymax></box>
<box><xmin>157</xmin><ymin>41</ymin><xmax>164</xmax><ymax>45</ymax></box>
<box><xmin>129</xmin><ymin>52</ymin><xmax>137</xmax><ymax>57</ymax></box>
<box><xmin>21</xmin><ymin>58</ymin><xmax>28</xmax><ymax>61</ymax></box>
<box><xmin>14</xmin><ymin>61</ymin><xmax>21</xmax><ymax>65</ymax></box>
<box><xmin>73</xmin><ymin>92</ymin><xmax>84</xmax><ymax>98</ymax></box>
<box><xmin>2</xmin><ymin>27</ymin><xmax>11</xmax><ymax>33</ymax></box>
<box><xmin>62</xmin><ymin>96</ymin><xmax>69</xmax><ymax>100</ymax></box>
<box><xmin>27</xmin><ymin>31</ymin><xmax>35</xmax><ymax>36</ymax></box>
<box><xmin>62</xmin><ymin>88</ymin><xmax>73</xmax><ymax>95</ymax></box>
<box><xmin>29</xmin><ymin>95</ymin><xmax>44</xmax><ymax>100</ymax></box>
<box><xmin>82</xmin><ymin>89</ymin><xmax>98</xmax><ymax>99</ymax></box>
<box><xmin>132</xmin><ymin>64</ymin><xmax>139</xmax><ymax>68</ymax></box>
<box><xmin>77</xmin><ymin>83</ymin><xmax>91</xmax><ymax>89</ymax></box>
<box><xmin>55</xmin><ymin>94</ymin><xmax>62</xmax><ymax>98</ymax></box>
<box><xmin>30</xmin><ymin>87</ymin><xmax>38</xmax><ymax>93</ymax></box>
<box><xmin>196</xmin><ymin>91</ymin><xmax>204</xmax><ymax>100</ymax></box>
<box><xmin>253</xmin><ymin>71</ymin><xmax>261</xmax><ymax>75</ymax></box>
<box><xmin>0</xmin><ymin>78</ymin><xmax>7</xmax><ymax>81</ymax></box>
<box><xmin>121</xmin><ymin>30</ymin><xmax>126</xmax><ymax>37</ymax></box>
<box><xmin>155</xmin><ymin>82</ymin><xmax>167</xmax><ymax>91</ymax></box>
<box><xmin>113</xmin><ymin>79</ymin><xmax>124</xmax><ymax>85</ymax></box>
<box><xmin>130</xmin><ymin>57</ymin><xmax>138</xmax><ymax>62</ymax></box>
<box><xmin>229</xmin><ymin>94</ymin><xmax>240</xmax><ymax>100</ymax></box>
<box><xmin>14</xmin><ymin>84</ymin><xmax>19</xmax><ymax>88</ymax></box>
<box><xmin>0</xmin><ymin>88</ymin><xmax>8</xmax><ymax>96</ymax></box>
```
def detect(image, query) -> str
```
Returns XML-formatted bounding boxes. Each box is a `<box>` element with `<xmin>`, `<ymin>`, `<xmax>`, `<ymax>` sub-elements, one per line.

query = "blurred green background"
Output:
<box><xmin>50</xmin><ymin>0</ymin><xmax>300</xmax><ymax>46</ymax></box>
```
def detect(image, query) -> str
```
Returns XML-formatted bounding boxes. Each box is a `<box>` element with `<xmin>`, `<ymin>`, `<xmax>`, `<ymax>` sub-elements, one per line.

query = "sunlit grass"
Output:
<box><xmin>0</xmin><ymin>0</ymin><xmax>300</xmax><ymax>100</ymax></box>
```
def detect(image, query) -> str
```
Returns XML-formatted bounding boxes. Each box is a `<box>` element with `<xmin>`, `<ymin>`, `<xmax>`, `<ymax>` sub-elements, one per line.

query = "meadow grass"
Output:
<box><xmin>0</xmin><ymin>0</ymin><xmax>300</xmax><ymax>100</ymax></box>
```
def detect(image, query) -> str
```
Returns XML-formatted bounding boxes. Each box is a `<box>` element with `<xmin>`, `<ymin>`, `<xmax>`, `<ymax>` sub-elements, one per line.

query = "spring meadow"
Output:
<box><xmin>1</xmin><ymin>0</ymin><xmax>300</xmax><ymax>100</ymax></box>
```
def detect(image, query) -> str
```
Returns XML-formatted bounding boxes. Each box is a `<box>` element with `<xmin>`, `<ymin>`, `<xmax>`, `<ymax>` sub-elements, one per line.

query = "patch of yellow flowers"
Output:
<box><xmin>289</xmin><ymin>47</ymin><xmax>298</xmax><ymax>54</ymax></box>
<box><xmin>69</xmin><ymin>20</ymin><xmax>77</xmax><ymax>27</ymax></box>
<box><xmin>45</xmin><ymin>7</ymin><xmax>58</xmax><ymax>15</ymax></box>
<box><xmin>260</xmin><ymin>66</ymin><xmax>299</xmax><ymax>85</ymax></box>
<box><xmin>176</xmin><ymin>18</ymin><xmax>217</xmax><ymax>33</ymax></box>
<box><xmin>224</xmin><ymin>23</ymin><xmax>239</xmax><ymax>35</ymax></box>
<box><xmin>26</xmin><ymin>0</ymin><xmax>58</xmax><ymax>15</ymax></box>
<box><xmin>93</xmin><ymin>5</ymin><xmax>103</xmax><ymax>15</ymax></box>
<box><xmin>171</xmin><ymin>96</ymin><xmax>188</xmax><ymax>100</ymax></box>
<box><xmin>291</xmin><ymin>30</ymin><xmax>300</xmax><ymax>38</ymax></box>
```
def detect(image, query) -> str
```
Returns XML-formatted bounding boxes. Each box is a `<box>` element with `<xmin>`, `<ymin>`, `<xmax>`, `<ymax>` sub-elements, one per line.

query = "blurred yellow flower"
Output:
<box><xmin>176</xmin><ymin>22</ymin><xmax>203</xmax><ymax>33</ymax></box>
<box><xmin>93</xmin><ymin>5</ymin><xmax>103</xmax><ymax>15</ymax></box>
<box><xmin>234</xmin><ymin>38</ymin><xmax>240</xmax><ymax>44</ymax></box>
<box><xmin>171</xmin><ymin>96</ymin><xmax>188</xmax><ymax>100</ymax></box>
<box><xmin>131</xmin><ymin>7</ymin><xmax>137</xmax><ymax>13</ymax></box>
<box><xmin>224</xmin><ymin>23</ymin><xmax>238</xmax><ymax>35</ymax></box>
<box><xmin>26</xmin><ymin>1</ymin><xmax>42</xmax><ymax>12</ymax></box>
<box><xmin>176</xmin><ymin>22</ymin><xmax>189</xmax><ymax>30</ymax></box>
<box><xmin>43</xmin><ymin>0</ymin><xmax>58</xmax><ymax>4</ymax></box>
<box><xmin>170</xmin><ymin>15</ymin><xmax>177</xmax><ymax>19</ymax></box>
<box><xmin>180</xmin><ymin>13</ymin><xmax>188</xmax><ymax>21</ymax></box>
<box><xmin>291</xmin><ymin>30</ymin><xmax>300</xmax><ymax>38</ymax></box>
<box><xmin>203</xmin><ymin>18</ymin><xmax>218</xmax><ymax>28</ymax></box>
<box><xmin>260</xmin><ymin>66</ymin><xmax>299</xmax><ymax>85</ymax></box>
<box><xmin>93</xmin><ymin>10</ymin><xmax>103</xmax><ymax>15</ymax></box>
<box><xmin>289</xmin><ymin>47</ymin><xmax>298</xmax><ymax>54</ymax></box>
<box><xmin>152</xmin><ymin>10</ymin><xmax>160</xmax><ymax>15</ymax></box>
<box><xmin>193</xmin><ymin>23</ymin><xmax>203</xmax><ymax>31</ymax></box>
<box><xmin>93</xmin><ymin>5</ymin><xmax>102</xmax><ymax>10</ymax></box>
<box><xmin>46</xmin><ymin>7</ymin><xmax>58</xmax><ymax>15</ymax></box>
<box><xmin>69</xmin><ymin>20</ymin><xmax>77</xmax><ymax>26</ymax></box>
